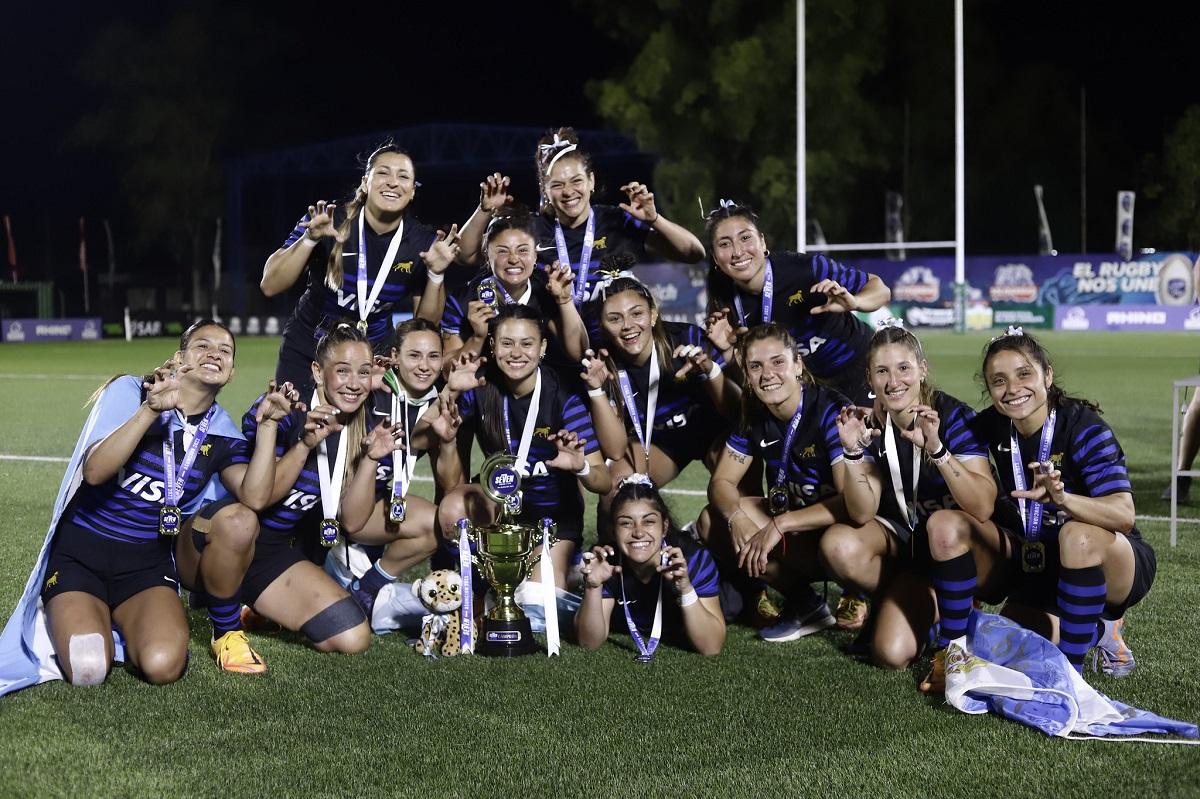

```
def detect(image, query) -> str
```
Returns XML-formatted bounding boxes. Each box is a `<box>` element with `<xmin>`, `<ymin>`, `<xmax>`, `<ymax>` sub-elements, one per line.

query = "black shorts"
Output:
<box><xmin>880</xmin><ymin>516</ymin><xmax>932</xmax><ymax>575</ymax></box>
<box><xmin>1000</xmin><ymin>526</ymin><xmax>1157</xmax><ymax>621</ymax></box>
<box><xmin>654</xmin><ymin>418</ymin><xmax>728</xmax><ymax>469</ymax></box>
<box><xmin>41</xmin><ymin>520</ymin><xmax>178</xmax><ymax>609</ymax></box>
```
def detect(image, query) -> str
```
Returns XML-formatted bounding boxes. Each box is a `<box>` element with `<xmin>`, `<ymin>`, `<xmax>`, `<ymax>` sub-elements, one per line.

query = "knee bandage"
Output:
<box><xmin>299</xmin><ymin>596</ymin><xmax>366</xmax><ymax>643</ymax></box>
<box><xmin>68</xmin><ymin>633</ymin><xmax>107</xmax><ymax>686</ymax></box>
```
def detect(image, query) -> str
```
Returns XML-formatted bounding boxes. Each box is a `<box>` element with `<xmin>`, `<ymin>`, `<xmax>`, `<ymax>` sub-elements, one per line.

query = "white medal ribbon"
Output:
<box><xmin>539</xmin><ymin>521</ymin><xmax>560</xmax><ymax>656</ymax></box>
<box><xmin>390</xmin><ymin>389</ymin><xmax>434</xmax><ymax>501</ymax></box>
<box><xmin>313</xmin><ymin>389</ymin><xmax>350</xmax><ymax>522</ymax></box>
<box><xmin>884</xmin><ymin>414</ymin><xmax>921</xmax><ymax>530</ymax></box>
<box><xmin>356</xmin><ymin>213</ymin><xmax>405</xmax><ymax>327</ymax></box>
<box><xmin>507</xmin><ymin>368</ymin><xmax>543</xmax><ymax>476</ymax></box>
<box><xmin>617</xmin><ymin>347</ymin><xmax>660</xmax><ymax>472</ymax></box>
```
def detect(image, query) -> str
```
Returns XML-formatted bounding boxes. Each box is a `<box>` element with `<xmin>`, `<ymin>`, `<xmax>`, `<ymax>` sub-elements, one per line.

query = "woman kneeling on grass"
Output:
<box><xmin>576</xmin><ymin>475</ymin><xmax>725</xmax><ymax>657</ymax></box>
<box><xmin>919</xmin><ymin>328</ymin><xmax>1156</xmax><ymax>692</ymax></box>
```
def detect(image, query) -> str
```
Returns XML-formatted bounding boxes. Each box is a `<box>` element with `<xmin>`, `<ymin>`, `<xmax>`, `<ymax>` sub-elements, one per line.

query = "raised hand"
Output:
<box><xmin>256</xmin><ymin>379</ymin><xmax>301</xmax><ymax>423</ymax></box>
<box><xmin>898</xmin><ymin>404</ymin><xmax>941</xmax><ymax>453</ymax></box>
<box><xmin>143</xmin><ymin>357</ymin><xmax>191</xmax><ymax>412</ymax></box>
<box><xmin>580</xmin><ymin>348</ymin><xmax>613</xmax><ymax>391</ymax></box>
<box><xmin>810</xmin><ymin>279</ymin><xmax>858</xmax><ymax>315</ymax></box>
<box><xmin>546</xmin><ymin>428</ymin><xmax>587</xmax><ymax>473</ymax></box>
<box><xmin>619</xmin><ymin>181</ymin><xmax>659</xmax><ymax>224</ymax></box>
<box><xmin>546</xmin><ymin>260</ymin><xmax>576</xmax><ymax>305</ymax></box>
<box><xmin>1012</xmin><ymin>461</ymin><xmax>1067</xmax><ymax>506</ymax></box>
<box><xmin>480</xmin><ymin>173</ymin><xmax>514</xmax><ymax>213</ymax></box>
<box><xmin>836</xmin><ymin>405</ymin><xmax>880</xmax><ymax>452</ymax></box>
<box><xmin>673</xmin><ymin>343</ymin><xmax>713</xmax><ymax>380</ymax></box>
<box><xmin>429</xmin><ymin>395</ymin><xmax>463</xmax><ymax>444</ymax></box>
<box><xmin>580</xmin><ymin>545</ymin><xmax>619</xmax><ymax>589</ymax></box>
<box><xmin>363</xmin><ymin>419</ymin><xmax>403</xmax><ymax>462</ymax></box>
<box><xmin>447</xmin><ymin>352</ymin><xmax>487</xmax><ymax>394</ymax></box>
<box><xmin>301</xmin><ymin>404</ymin><xmax>344</xmax><ymax>449</ymax></box>
<box><xmin>656</xmin><ymin>545</ymin><xmax>693</xmax><ymax>594</ymax></box>
<box><xmin>301</xmin><ymin>200</ymin><xmax>343</xmax><ymax>243</ymax></box>
<box><xmin>466</xmin><ymin>299</ymin><xmax>497</xmax><ymax>338</ymax></box>
<box><xmin>705</xmin><ymin>309</ymin><xmax>746</xmax><ymax>358</ymax></box>
<box><xmin>421</xmin><ymin>224</ymin><xmax>461</xmax><ymax>274</ymax></box>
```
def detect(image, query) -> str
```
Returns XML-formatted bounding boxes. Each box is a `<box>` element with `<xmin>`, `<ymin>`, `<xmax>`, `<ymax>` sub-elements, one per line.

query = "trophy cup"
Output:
<box><xmin>459</xmin><ymin>453</ymin><xmax>556</xmax><ymax>657</ymax></box>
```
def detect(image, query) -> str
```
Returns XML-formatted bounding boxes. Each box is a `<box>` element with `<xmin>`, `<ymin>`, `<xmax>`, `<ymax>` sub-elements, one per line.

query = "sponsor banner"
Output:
<box><xmin>2</xmin><ymin>318</ymin><xmax>102</xmax><ymax>342</ymax></box>
<box><xmin>990</xmin><ymin>303</ymin><xmax>1054</xmax><ymax>329</ymax></box>
<box><xmin>893</xmin><ymin>302</ymin><xmax>994</xmax><ymax>331</ymax></box>
<box><xmin>1054</xmin><ymin>304</ymin><xmax>1200</xmax><ymax>332</ymax></box>
<box><xmin>639</xmin><ymin>262</ymin><xmax>708</xmax><ymax>326</ymax></box>
<box><xmin>859</xmin><ymin>251</ymin><xmax>1199</xmax><ymax>307</ymax></box>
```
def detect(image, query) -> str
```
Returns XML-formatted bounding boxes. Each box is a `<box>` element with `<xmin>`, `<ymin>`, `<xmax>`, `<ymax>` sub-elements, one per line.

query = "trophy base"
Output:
<box><xmin>479</xmin><ymin>617</ymin><xmax>539</xmax><ymax>657</ymax></box>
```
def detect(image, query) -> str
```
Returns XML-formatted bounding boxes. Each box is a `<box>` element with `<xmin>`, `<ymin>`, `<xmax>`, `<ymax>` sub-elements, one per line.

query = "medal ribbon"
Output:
<box><xmin>732</xmin><ymin>258</ymin><xmax>774</xmax><ymax>326</ymax></box>
<box><xmin>773</xmin><ymin>389</ymin><xmax>806</xmax><ymax>494</ymax></box>
<box><xmin>491</xmin><ymin>276</ymin><xmax>532</xmax><ymax>306</ymax></box>
<box><xmin>313</xmin><ymin>389</ymin><xmax>350</xmax><ymax>522</ymax></box>
<box><xmin>539</xmin><ymin>518</ymin><xmax>560</xmax><ymax>656</ymax></box>
<box><xmin>883</xmin><ymin>414</ymin><xmax>922</xmax><ymax>529</ymax></box>
<box><xmin>356</xmin><ymin>213</ymin><xmax>405</xmax><ymax>329</ymax></box>
<box><xmin>1011</xmin><ymin>408</ymin><xmax>1057</xmax><ymax>542</ymax></box>
<box><xmin>387</xmin><ymin>377</ymin><xmax>434</xmax><ymax>506</ymax></box>
<box><xmin>502</xmin><ymin>368</ymin><xmax>543</xmax><ymax>476</ymax></box>
<box><xmin>554</xmin><ymin>208</ymin><xmax>595</xmax><ymax>303</ymax></box>
<box><xmin>616</xmin><ymin>347</ymin><xmax>660</xmax><ymax>471</ymax></box>
<box><xmin>619</xmin><ymin>545</ymin><xmax>664</xmax><ymax>661</ymax></box>
<box><xmin>456</xmin><ymin>519</ymin><xmax>474</xmax><ymax>655</ymax></box>
<box><xmin>161</xmin><ymin>407</ymin><xmax>216</xmax><ymax>509</ymax></box>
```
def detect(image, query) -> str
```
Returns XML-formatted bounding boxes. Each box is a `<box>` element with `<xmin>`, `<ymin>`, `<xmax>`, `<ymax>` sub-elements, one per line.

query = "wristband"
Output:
<box><xmin>842</xmin><ymin>448</ymin><xmax>864</xmax><ymax>461</ymax></box>
<box><xmin>587</xmin><ymin>387</ymin><xmax>605</xmax><ymax>398</ymax></box>
<box><xmin>425</xmin><ymin>271</ymin><xmax>445</xmax><ymax>285</ymax></box>
<box><xmin>930</xmin><ymin>445</ymin><xmax>952</xmax><ymax>466</ymax></box>
<box><xmin>699</xmin><ymin>361</ymin><xmax>722</xmax><ymax>381</ymax></box>
<box><xmin>647</xmin><ymin>213</ymin><xmax>660</xmax><ymax>225</ymax></box>
<box><xmin>678</xmin><ymin>589</ymin><xmax>698</xmax><ymax>608</ymax></box>
<box><xmin>726</xmin><ymin>507</ymin><xmax>746</xmax><ymax>526</ymax></box>
<box><xmin>574</xmin><ymin>459</ymin><xmax>591</xmax><ymax>477</ymax></box>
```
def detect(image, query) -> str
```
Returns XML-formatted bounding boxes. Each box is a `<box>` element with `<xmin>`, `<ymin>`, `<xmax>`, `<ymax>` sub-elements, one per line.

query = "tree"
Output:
<box><xmin>582</xmin><ymin>0</ymin><xmax>888</xmax><ymax>247</ymax></box>
<box><xmin>1143</xmin><ymin>105</ymin><xmax>1200</xmax><ymax>251</ymax></box>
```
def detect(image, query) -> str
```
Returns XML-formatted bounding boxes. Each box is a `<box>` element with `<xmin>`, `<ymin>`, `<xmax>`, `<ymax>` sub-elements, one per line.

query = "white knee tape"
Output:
<box><xmin>68</xmin><ymin>633</ymin><xmax>107</xmax><ymax>686</ymax></box>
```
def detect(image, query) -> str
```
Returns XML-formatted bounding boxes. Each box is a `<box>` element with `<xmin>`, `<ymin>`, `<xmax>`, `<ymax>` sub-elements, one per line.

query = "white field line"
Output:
<box><xmin>1</xmin><ymin>453</ymin><xmax>1195</xmax><ymax>524</ymax></box>
<box><xmin>0</xmin><ymin>373</ymin><xmax>108</xmax><ymax>381</ymax></box>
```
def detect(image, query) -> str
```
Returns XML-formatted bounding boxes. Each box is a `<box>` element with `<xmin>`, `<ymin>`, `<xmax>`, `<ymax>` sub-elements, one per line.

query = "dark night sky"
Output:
<box><xmin>1</xmin><ymin>1</ymin><xmax>1197</xmax><ymax>251</ymax></box>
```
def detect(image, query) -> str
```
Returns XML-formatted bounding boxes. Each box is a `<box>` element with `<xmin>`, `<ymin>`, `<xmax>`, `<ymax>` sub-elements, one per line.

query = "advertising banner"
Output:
<box><xmin>1055</xmin><ymin>304</ymin><xmax>1200</xmax><ymax>332</ymax></box>
<box><xmin>2</xmin><ymin>318</ymin><xmax>102</xmax><ymax>342</ymax></box>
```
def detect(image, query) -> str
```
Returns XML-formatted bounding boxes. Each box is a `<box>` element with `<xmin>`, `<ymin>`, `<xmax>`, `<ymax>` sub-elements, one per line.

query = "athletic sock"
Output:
<box><xmin>207</xmin><ymin>594</ymin><xmax>242</xmax><ymax>639</ymax></box>
<box><xmin>354</xmin><ymin>561</ymin><xmax>397</xmax><ymax>599</ymax></box>
<box><xmin>1057</xmin><ymin>565</ymin><xmax>1107</xmax><ymax>672</ymax></box>
<box><xmin>931</xmin><ymin>552</ymin><xmax>976</xmax><ymax>648</ymax></box>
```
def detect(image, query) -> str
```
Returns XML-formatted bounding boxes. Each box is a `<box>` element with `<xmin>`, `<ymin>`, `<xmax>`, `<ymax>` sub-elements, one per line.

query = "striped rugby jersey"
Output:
<box><xmin>533</xmin><ymin>204</ymin><xmax>649</xmax><ymax>304</ymax></box>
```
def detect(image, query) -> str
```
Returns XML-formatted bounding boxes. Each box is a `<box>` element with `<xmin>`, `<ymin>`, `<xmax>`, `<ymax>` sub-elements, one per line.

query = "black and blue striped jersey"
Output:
<box><xmin>533</xmin><ymin>204</ymin><xmax>650</xmax><ymax>304</ymax></box>
<box><xmin>973</xmin><ymin>399</ymin><xmax>1142</xmax><ymax>541</ymax></box>
<box><xmin>279</xmin><ymin>206</ymin><xmax>437</xmax><ymax>351</ymax></box>
<box><xmin>602</xmin><ymin>533</ymin><xmax>720</xmax><ymax>647</ymax></box>
<box><xmin>442</xmin><ymin>269</ymin><xmax>556</xmax><ymax>341</ymax></box>
<box><xmin>457</xmin><ymin>368</ymin><xmax>598</xmax><ymax>516</ymax></box>
<box><xmin>715</xmin><ymin>251</ymin><xmax>874</xmax><ymax>382</ymax></box>
<box><xmin>606</xmin><ymin>321</ymin><xmax>724</xmax><ymax>444</ymax></box>
<box><xmin>870</xmin><ymin>390</ymin><xmax>988</xmax><ymax>532</ymax></box>
<box><xmin>726</xmin><ymin>384</ymin><xmax>848</xmax><ymax>508</ymax></box>
<box><xmin>69</xmin><ymin>377</ymin><xmax>249</xmax><ymax>543</ymax></box>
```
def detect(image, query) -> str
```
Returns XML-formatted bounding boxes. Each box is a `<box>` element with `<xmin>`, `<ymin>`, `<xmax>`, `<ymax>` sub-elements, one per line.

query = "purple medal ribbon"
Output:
<box><xmin>1010</xmin><ymin>408</ymin><xmax>1057</xmax><ymax>541</ymax></box>
<box><xmin>732</xmin><ymin>258</ymin><xmax>773</xmax><ymax>326</ymax></box>
<box><xmin>456</xmin><ymin>519</ymin><xmax>474</xmax><ymax>654</ymax></box>
<box><xmin>161</xmin><ymin>407</ymin><xmax>216</xmax><ymax>510</ymax></box>
<box><xmin>615</xmin><ymin>347</ymin><xmax>659</xmax><ymax>468</ymax></box>
<box><xmin>554</xmin><ymin>208</ymin><xmax>595</xmax><ymax>303</ymax></box>
<box><xmin>619</xmin><ymin>544</ymin><xmax>664</xmax><ymax>662</ymax></box>
<box><xmin>773</xmin><ymin>391</ymin><xmax>806</xmax><ymax>496</ymax></box>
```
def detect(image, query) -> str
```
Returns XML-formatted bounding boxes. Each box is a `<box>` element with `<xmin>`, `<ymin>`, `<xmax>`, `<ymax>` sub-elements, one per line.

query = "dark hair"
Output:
<box><xmin>392</xmin><ymin>317</ymin><xmax>442</xmax><ymax>353</ymax></box>
<box><xmin>180</xmin><ymin>318</ymin><xmax>236</xmax><ymax>356</ymax></box>
<box><xmin>535</xmin><ymin>127</ymin><xmax>593</xmax><ymax>213</ymax></box>
<box><xmin>703</xmin><ymin>201</ymin><xmax>763</xmax><ymax>313</ymax></box>
<box><xmin>475</xmin><ymin>305</ymin><xmax>549</xmax><ymax>453</ymax></box>
<box><xmin>325</xmin><ymin>141</ymin><xmax>414</xmax><ymax>291</ymax></box>
<box><xmin>610</xmin><ymin>478</ymin><xmax>686</xmax><ymax>542</ymax></box>
<box><xmin>482</xmin><ymin>202</ymin><xmax>537</xmax><ymax>257</ymax></box>
<box><xmin>868</xmin><ymin>325</ymin><xmax>934</xmax><ymax>409</ymax></box>
<box><xmin>736</xmin><ymin>323</ymin><xmax>810</xmax><ymax>429</ymax></box>
<box><xmin>596</xmin><ymin>270</ymin><xmax>676</xmax><ymax>411</ymax></box>
<box><xmin>979</xmin><ymin>331</ymin><xmax>1101</xmax><ymax>414</ymax></box>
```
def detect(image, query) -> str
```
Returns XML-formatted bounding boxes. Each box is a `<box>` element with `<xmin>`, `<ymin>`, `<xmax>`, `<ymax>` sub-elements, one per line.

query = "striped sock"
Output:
<box><xmin>1057</xmin><ymin>566</ymin><xmax>1106</xmax><ymax>672</ymax></box>
<box><xmin>354</xmin><ymin>562</ymin><xmax>397</xmax><ymax>600</ymax></box>
<box><xmin>208</xmin><ymin>594</ymin><xmax>242</xmax><ymax>638</ymax></box>
<box><xmin>932</xmin><ymin>552</ymin><xmax>976</xmax><ymax>648</ymax></box>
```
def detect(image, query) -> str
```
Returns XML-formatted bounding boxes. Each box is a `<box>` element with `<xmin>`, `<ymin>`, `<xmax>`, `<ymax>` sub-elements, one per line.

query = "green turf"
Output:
<box><xmin>0</xmin><ymin>333</ymin><xmax>1198</xmax><ymax>798</ymax></box>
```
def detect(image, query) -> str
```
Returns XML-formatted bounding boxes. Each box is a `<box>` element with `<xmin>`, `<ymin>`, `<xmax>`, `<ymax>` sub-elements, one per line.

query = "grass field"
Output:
<box><xmin>0</xmin><ymin>331</ymin><xmax>1198</xmax><ymax>798</ymax></box>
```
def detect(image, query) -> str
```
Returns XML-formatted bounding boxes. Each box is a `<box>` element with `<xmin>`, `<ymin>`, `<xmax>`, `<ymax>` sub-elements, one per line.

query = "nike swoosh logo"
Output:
<box><xmin>760</xmin><ymin>439</ymin><xmax>780</xmax><ymax>448</ymax></box>
<box><xmin>536</xmin><ymin>244</ymin><xmax>556</xmax><ymax>252</ymax></box>
<box><xmin>996</xmin><ymin>444</ymin><xmax>1012</xmax><ymax>452</ymax></box>
<box><xmin>866</xmin><ymin>391</ymin><xmax>877</xmax><ymax>399</ymax></box>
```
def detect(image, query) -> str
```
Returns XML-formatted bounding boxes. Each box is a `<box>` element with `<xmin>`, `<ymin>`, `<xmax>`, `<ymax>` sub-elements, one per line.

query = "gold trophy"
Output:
<box><xmin>457</xmin><ymin>453</ymin><xmax>556</xmax><ymax>656</ymax></box>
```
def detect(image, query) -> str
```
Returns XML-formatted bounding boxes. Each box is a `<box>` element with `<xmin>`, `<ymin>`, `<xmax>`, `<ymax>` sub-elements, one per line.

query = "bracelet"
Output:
<box><xmin>678</xmin><ymin>589</ymin><xmax>698</xmax><ymax>608</ymax></box>
<box><xmin>587</xmin><ymin>387</ymin><xmax>605</xmax><ymax>398</ymax></box>
<box><xmin>726</xmin><ymin>507</ymin><xmax>746</xmax><ymax>526</ymax></box>
<box><xmin>425</xmin><ymin>271</ymin><xmax>445</xmax><ymax>285</ymax></box>
<box><xmin>930</xmin><ymin>445</ymin><xmax>952</xmax><ymax>466</ymax></box>
<box><xmin>647</xmin><ymin>214</ymin><xmax>660</xmax><ymax>226</ymax></box>
<box><xmin>574</xmin><ymin>459</ymin><xmax>591</xmax><ymax>477</ymax></box>
<box><xmin>842</xmin><ymin>448</ymin><xmax>864</xmax><ymax>461</ymax></box>
<box><xmin>698</xmin><ymin>361</ymin><xmax>722</xmax><ymax>381</ymax></box>
<box><xmin>772</xmin><ymin>517</ymin><xmax>787</xmax><ymax>557</ymax></box>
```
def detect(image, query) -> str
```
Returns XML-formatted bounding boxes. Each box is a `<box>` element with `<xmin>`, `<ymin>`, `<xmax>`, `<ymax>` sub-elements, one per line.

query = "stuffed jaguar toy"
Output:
<box><xmin>412</xmin><ymin>569</ymin><xmax>476</xmax><ymax>657</ymax></box>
